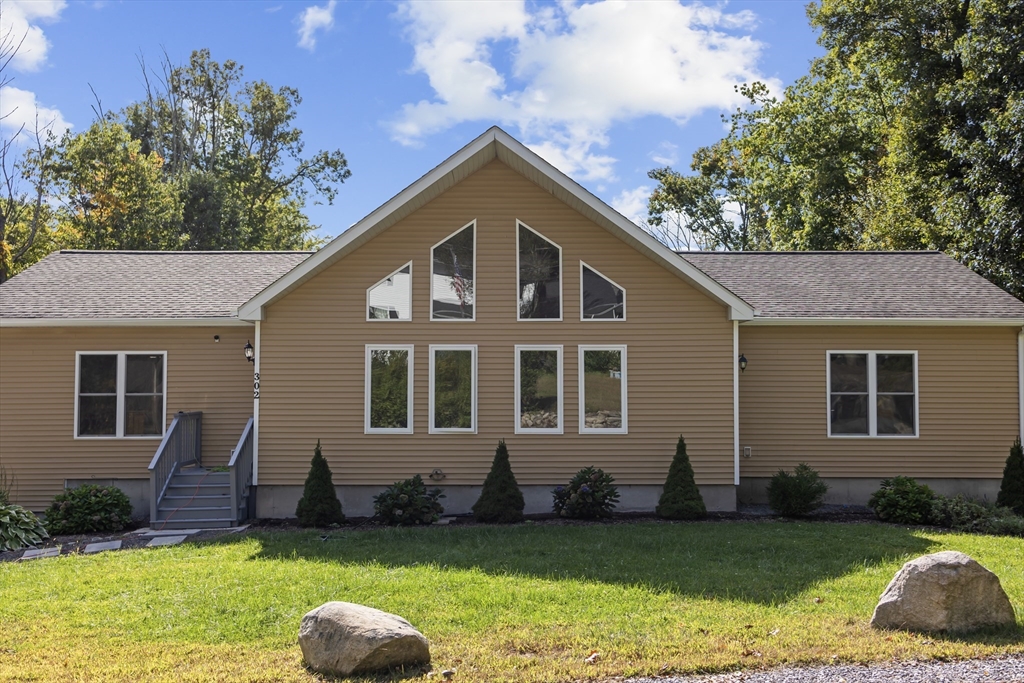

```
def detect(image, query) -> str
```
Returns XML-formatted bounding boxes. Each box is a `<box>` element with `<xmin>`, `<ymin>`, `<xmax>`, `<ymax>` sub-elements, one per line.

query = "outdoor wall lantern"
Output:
<box><xmin>738</xmin><ymin>354</ymin><xmax>748</xmax><ymax>372</ymax></box>
<box><xmin>244</xmin><ymin>341</ymin><xmax>255</xmax><ymax>364</ymax></box>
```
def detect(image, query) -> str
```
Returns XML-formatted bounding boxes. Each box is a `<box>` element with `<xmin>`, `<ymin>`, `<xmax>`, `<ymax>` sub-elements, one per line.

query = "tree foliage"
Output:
<box><xmin>996</xmin><ymin>438</ymin><xmax>1024</xmax><ymax>515</ymax></box>
<box><xmin>656</xmin><ymin>436</ymin><xmax>707</xmax><ymax>520</ymax></box>
<box><xmin>647</xmin><ymin>0</ymin><xmax>1024</xmax><ymax>299</ymax></box>
<box><xmin>295</xmin><ymin>440</ymin><xmax>345</xmax><ymax>527</ymax></box>
<box><xmin>472</xmin><ymin>440</ymin><xmax>526</xmax><ymax>524</ymax></box>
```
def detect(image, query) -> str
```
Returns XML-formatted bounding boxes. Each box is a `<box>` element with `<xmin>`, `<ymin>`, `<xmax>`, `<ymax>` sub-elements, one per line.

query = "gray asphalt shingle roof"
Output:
<box><xmin>0</xmin><ymin>251</ymin><xmax>312</xmax><ymax>320</ymax></box>
<box><xmin>679</xmin><ymin>251</ymin><xmax>1024</xmax><ymax>319</ymax></box>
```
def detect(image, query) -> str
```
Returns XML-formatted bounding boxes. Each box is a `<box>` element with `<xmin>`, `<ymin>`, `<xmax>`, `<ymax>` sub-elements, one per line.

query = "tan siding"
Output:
<box><xmin>259</xmin><ymin>160</ymin><xmax>736</xmax><ymax>487</ymax></box>
<box><xmin>737</xmin><ymin>325</ymin><xmax>1021</xmax><ymax>478</ymax></box>
<box><xmin>0</xmin><ymin>326</ymin><xmax>254</xmax><ymax>510</ymax></box>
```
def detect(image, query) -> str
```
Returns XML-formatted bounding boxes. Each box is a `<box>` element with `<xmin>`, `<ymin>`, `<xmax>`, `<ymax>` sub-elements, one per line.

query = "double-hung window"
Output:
<box><xmin>578</xmin><ymin>346</ymin><xmax>627</xmax><ymax>433</ymax></box>
<box><xmin>76</xmin><ymin>352</ymin><xmax>166</xmax><ymax>438</ymax></box>
<box><xmin>515</xmin><ymin>345</ymin><xmax>563</xmax><ymax>433</ymax></box>
<box><xmin>429</xmin><ymin>345</ymin><xmax>477</xmax><ymax>433</ymax></box>
<box><xmin>365</xmin><ymin>345</ymin><xmax>414</xmax><ymax>434</ymax></box>
<box><xmin>828</xmin><ymin>351</ymin><xmax>918</xmax><ymax>437</ymax></box>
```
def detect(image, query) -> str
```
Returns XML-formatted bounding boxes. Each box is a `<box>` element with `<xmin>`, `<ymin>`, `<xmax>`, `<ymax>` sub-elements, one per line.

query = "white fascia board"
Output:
<box><xmin>0</xmin><ymin>317</ymin><xmax>253</xmax><ymax>327</ymax></box>
<box><xmin>236</xmin><ymin>126</ymin><xmax>756</xmax><ymax>322</ymax></box>
<box><xmin>741</xmin><ymin>317</ymin><xmax>1024</xmax><ymax>327</ymax></box>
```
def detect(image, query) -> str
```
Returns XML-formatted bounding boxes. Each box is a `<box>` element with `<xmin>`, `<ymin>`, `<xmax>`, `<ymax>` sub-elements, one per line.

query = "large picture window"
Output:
<box><xmin>579</xmin><ymin>346</ymin><xmax>627</xmax><ymax>433</ymax></box>
<box><xmin>517</xmin><ymin>222</ymin><xmax>561</xmax><ymax>320</ymax></box>
<box><xmin>431</xmin><ymin>222</ymin><xmax>475</xmax><ymax>320</ymax></box>
<box><xmin>580</xmin><ymin>263</ymin><xmax>625</xmax><ymax>320</ymax></box>
<box><xmin>828</xmin><ymin>351</ymin><xmax>917</xmax><ymax>437</ymax></box>
<box><xmin>367</xmin><ymin>263</ymin><xmax>412</xmax><ymax>320</ymax></box>
<box><xmin>429</xmin><ymin>345</ymin><xmax>477</xmax><ymax>433</ymax></box>
<box><xmin>76</xmin><ymin>352</ymin><xmax>166</xmax><ymax>438</ymax></box>
<box><xmin>365</xmin><ymin>345</ymin><xmax>414</xmax><ymax>433</ymax></box>
<box><xmin>515</xmin><ymin>345</ymin><xmax>563</xmax><ymax>433</ymax></box>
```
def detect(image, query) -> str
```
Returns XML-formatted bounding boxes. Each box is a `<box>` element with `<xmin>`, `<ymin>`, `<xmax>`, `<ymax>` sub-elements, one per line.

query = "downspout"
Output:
<box><xmin>1018</xmin><ymin>327</ymin><xmax>1023</xmax><ymax>441</ymax></box>
<box><xmin>733</xmin><ymin>320</ymin><xmax>740</xmax><ymax>487</ymax></box>
<box><xmin>253</xmin><ymin>319</ymin><xmax>261</xmax><ymax>486</ymax></box>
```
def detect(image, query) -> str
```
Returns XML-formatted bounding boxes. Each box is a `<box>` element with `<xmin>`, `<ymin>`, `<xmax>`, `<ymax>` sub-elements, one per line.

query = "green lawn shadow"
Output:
<box><xmin>216</xmin><ymin>520</ymin><xmax>943</xmax><ymax>606</ymax></box>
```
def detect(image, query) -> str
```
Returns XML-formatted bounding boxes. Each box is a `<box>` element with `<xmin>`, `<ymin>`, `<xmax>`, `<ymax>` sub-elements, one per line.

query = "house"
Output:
<box><xmin>1</xmin><ymin>127</ymin><xmax>1022</xmax><ymax>526</ymax></box>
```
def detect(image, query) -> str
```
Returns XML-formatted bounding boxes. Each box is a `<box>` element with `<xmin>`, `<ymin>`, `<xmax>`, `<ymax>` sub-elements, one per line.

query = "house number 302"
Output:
<box><xmin>253</xmin><ymin>372</ymin><xmax>261</xmax><ymax>400</ymax></box>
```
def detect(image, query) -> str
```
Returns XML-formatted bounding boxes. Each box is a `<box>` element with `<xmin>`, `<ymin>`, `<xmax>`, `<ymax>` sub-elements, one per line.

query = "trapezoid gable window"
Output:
<box><xmin>517</xmin><ymin>221</ymin><xmax>561</xmax><ymax>320</ymax></box>
<box><xmin>828</xmin><ymin>351</ymin><xmax>917</xmax><ymax>437</ymax></box>
<box><xmin>367</xmin><ymin>262</ymin><xmax>412</xmax><ymax>320</ymax></box>
<box><xmin>431</xmin><ymin>222</ymin><xmax>475</xmax><ymax>320</ymax></box>
<box><xmin>365</xmin><ymin>345</ymin><xmax>414</xmax><ymax>434</ymax></box>
<box><xmin>580</xmin><ymin>262</ymin><xmax>625</xmax><ymax>320</ymax></box>
<box><xmin>76</xmin><ymin>352</ymin><xmax>166</xmax><ymax>438</ymax></box>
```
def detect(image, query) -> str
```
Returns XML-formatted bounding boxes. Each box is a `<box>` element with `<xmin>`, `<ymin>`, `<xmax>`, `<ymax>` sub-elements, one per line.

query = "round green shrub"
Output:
<box><xmin>472</xmin><ymin>440</ymin><xmax>525</xmax><ymax>524</ymax></box>
<box><xmin>767</xmin><ymin>463</ymin><xmax>828</xmax><ymax>517</ymax></box>
<box><xmin>1</xmin><ymin>503</ymin><xmax>49</xmax><ymax>551</ymax></box>
<box><xmin>552</xmin><ymin>467</ymin><xmax>620</xmax><ymax>519</ymax></box>
<box><xmin>374</xmin><ymin>474</ymin><xmax>445</xmax><ymax>525</ymax></box>
<box><xmin>44</xmin><ymin>484</ymin><xmax>133</xmax><ymax>535</ymax></box>
<box><xmin>868</xmin><ymin>476</ymin><xmax>935</xmax><ymax>524</ymax></box>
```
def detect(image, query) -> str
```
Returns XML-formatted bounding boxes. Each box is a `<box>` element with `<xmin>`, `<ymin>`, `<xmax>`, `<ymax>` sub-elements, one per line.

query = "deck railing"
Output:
<box><xmin>148</xmin><ymin>411</ymin><xmax>202</xmax><ymax>524</ymax></box>
<box><xmin>228</xmin><ymin>417</ymin><xmax>255</xmax><ymax>523</ymax></box>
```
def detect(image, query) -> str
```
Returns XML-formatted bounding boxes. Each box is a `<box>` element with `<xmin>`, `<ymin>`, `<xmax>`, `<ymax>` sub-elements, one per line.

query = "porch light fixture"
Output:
<box><xmin>244</xmin><ymin>341</ymin><xmax>255</xmax><ymax>363</ymax></box>
<box><xmin>738</xmin><ymin>354</ymin><xmax>747</xmax><ymax>372</ymax></box>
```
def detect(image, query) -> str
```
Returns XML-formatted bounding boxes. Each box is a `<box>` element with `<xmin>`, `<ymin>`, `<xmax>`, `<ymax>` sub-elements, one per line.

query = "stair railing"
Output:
<box><xmin>148</xmin><ymin>411</ymin><xmax>203</xmax><ymax>524</ymax></box>
<box><xmin>228</xmin><ymin>417</ymin><xmax>255</xmax><ymax>524</ymax></box>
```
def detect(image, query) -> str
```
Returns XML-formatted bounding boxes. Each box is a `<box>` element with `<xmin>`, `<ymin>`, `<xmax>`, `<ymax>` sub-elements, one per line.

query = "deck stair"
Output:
<box><xmin>153</xmin><ymin>467</ymin><xmax>243</xmax><ymax>530</ymax></box>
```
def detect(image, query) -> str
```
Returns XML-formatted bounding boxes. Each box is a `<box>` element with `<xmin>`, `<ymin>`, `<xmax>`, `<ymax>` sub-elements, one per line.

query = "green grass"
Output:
<box><xmin>1</xmin><ymin>521</ymin><xmax>1021</xmax><ymax>682</ymax></box>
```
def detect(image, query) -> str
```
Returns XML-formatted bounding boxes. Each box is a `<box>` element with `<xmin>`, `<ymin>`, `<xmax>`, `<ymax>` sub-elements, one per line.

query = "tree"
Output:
<box><xmin>656</xmin><ymin>436</ymin><xmax>706</xmax><ymax>520</ymax></box>
<box><xmin>996</xmin><ymin>438</ymin><xmax>1024</xmax><ymax>515</ymax></box>
<box><xmin>472</xmin><ymin>440</ymin><xmax>525</xmax><ymax>523</ymax></box>
<box><xmin>295</xmin><ymin>440</ymin><xmax>345</xmax><ymax>527</ymax></box>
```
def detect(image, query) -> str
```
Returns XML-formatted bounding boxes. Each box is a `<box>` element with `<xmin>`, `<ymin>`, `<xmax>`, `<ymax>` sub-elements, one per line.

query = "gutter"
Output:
<box><xmin>741</xmin><ymin>317</ymin><xmax>1024</xmax><ymax>327</ymax></box>
<box><xmin>0</xmin><ymin>317</ymin><xmax>253</xmax><ymax>327</ymax></box>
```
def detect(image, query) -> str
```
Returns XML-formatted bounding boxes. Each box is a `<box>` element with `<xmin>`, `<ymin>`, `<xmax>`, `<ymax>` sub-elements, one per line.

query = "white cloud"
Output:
<box><xmin>391</xmin><ymin>0</ymin><xmax>778</xmax><ymax>181</ymax></box>
<box><xmin>1</xmin><ymin>0</ymin><xmax>66</xmax><ymax>72</ymax></box>
<box><xmin>650</xmin><ymin>141</ymin><xmax>679</xmax><ymax>167</ymax></box>
<box><xmin>611</xmin><ymin>185</ymin><xmax>651</xmax><ymax>226</ymax></box>
<box><xmin>0</xmin><ymin>86</ymin><xmax>72</xmax><ymax>139</ymax></box>
<box><xmin>297</xmin><ymin>0</ymin><xmax>337</xmax><ymax>52</ymax></box>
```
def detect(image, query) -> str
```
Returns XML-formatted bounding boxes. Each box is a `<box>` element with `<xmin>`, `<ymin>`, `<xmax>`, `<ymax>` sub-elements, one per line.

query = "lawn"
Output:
<box><xmin>0</xmin><ymin>521</ymin><xmax>1021</xmax><ymax>682</ymax></box>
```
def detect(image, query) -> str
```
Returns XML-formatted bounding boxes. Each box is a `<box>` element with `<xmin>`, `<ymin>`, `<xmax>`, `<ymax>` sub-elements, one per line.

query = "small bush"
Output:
<box><xmin>374</xmin><ymin>475</ymin><xmax>445</xmax><ymax>525</ymax></box>
<box><xmin>656</xmin><ymin>436</ymin><xmax>706</xmax><ymax>520</ymax></box>
<box><xmin>0</xmin><ymin>465</ymin><xmax>12</xmax><ymax>505</ymax></box>
<box><xmin>552</xmin><ymin>467</ymin><xmax>620</xmax><ymax>519</ymax></box>
<box><xmin>44</xmin><ymin>484</ymin><xmax>132</xmax><ymax>535</ymax></box>
<box><xmin>996</xmin><ymin>437</ymin><xmax>1024</xmax><ymax>515</ymax></box>
<box><xmin>472</xmin><ymin>440</ymin><xmax>525</xmax><ymax>524</ymax></box>
<box><xmin>977</xmin><ymin>512</ymin><xmax>1024</xmax><ymax>537</ymax></box>
<box><xmin>767</xmin><ymin>463</ymin><xmax>828</xmax><ymax>517</ymax></box>
<box><xmin>295</xmin><ymin>440</ymin><xmax>345</xmax><ymax>527</ymax></box>
<box><xmin>868</xmin><ymin>476</ymin><xmax>935</xmax><ymax>524</ymax></box>
<box><xmin>929</xmin><ymin>494</ymin><xmax>992</xmax><ymax>530</ymax></box>
<box><xmin>0</xmin><ymin>503</ymin><xmax>48</xmax><ymax>551</ymax></box>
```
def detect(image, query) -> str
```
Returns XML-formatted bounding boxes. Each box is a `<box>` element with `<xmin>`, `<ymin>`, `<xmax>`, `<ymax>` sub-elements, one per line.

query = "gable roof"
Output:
<box><xmin>0</xmin><ymin>250</ymin><xmax>311</xmax><ymax>326</ymax></box>
<box><xmin>680</xmin><ymin>251</ymin><xmax>1024</xmax><ymax>324</ymax></box>
<box><xmin>236</xmin><ymin>127</ymin><xmax>755</xmax><ymax>321</ymax></box>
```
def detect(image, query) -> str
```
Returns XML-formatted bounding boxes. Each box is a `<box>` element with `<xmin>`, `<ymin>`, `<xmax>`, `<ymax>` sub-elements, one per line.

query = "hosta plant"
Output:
<box><xmin>1</xmin><ymin>503</ymin><xmax>48</xmax><ymax>552</ymax></box>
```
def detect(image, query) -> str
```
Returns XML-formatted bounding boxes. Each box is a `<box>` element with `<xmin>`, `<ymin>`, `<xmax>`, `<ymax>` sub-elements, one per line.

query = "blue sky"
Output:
<box><xmin>2</xmin><ymin>0</ymin><xmax>823</xmax><ymax>241</ymax></box>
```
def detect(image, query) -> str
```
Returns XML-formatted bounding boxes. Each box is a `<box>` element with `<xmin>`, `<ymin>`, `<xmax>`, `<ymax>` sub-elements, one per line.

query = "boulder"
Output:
<box><xmin>298</xmin><ymin>601</ymin><xmax>430</xmax><ymax>676</ymax></box>
<box><xmin>870</xmin><ymin>551</ymin><xmax>1016</xmax><ymax>632</ymax></box>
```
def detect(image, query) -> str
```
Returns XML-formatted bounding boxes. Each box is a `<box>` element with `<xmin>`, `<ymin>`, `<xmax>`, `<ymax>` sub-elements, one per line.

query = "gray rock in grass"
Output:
<box><xmin>298</xmin><ymin>601</ymin><xmax>430</xmax><ymax>676</ymax></box>
<box><xmin>870</xmin><ymin>550</ymin><xmax>1016</xmax><ymax>633</ymax></box>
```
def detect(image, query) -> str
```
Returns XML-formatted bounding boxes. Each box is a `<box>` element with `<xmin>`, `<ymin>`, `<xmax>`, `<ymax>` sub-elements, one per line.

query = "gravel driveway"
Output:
<box><xmin>627</xmin><ymin>655</ymin><xmax>1024</xmax><ymax>682</ymax></box>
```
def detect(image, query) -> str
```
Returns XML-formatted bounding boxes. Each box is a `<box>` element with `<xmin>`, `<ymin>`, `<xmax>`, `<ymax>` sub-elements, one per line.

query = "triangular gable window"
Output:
<box><xmin>581</xmin><ymin>262</ymin><xmax>625</xmax><ymax>320</ymax></box>
<box><xmin>367</xmin><ymin>263</ymin><xmax>412</xmax><ymax>320</ymax></box>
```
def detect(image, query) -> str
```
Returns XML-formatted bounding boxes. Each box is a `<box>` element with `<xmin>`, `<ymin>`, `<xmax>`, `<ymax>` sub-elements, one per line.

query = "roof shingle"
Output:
<box><xmin>679</xmin><ymin>251</ymin><xmax>1024</xmax><ymax>320</ymax></box>
<box><xmin>0</xmin><ymin>251</ymin><xmax>312</xmax><ymax>320</ymax></box>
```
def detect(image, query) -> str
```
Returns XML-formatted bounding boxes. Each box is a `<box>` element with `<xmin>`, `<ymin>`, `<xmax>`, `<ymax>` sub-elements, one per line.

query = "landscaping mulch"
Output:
<box><xmin>0</xmin><ymin>526</ymin><xmax>243</xmax><ymax>562</ymax></box>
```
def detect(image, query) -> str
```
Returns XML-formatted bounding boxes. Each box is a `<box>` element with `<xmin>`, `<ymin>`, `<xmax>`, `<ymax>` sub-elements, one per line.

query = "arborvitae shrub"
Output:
<box><xmin>552</xmin><ymin>467</ymin><xmax>620</xmax><ymax>519</ymax></box>
<box><xmin>44</xmin><ymin>484</ymin><xmax>133</xmax><ymax>534</ymax></box>
<box><xmin>868</xmin><ymin>476</ymin><xmax>935</xmax><ymax>524</ymax></box>
<box><xmin>996</xmin><ymin>438</ymin><xmax>1024</xmax><ymax>515</ymax></box>
<box><xmin>373</xmin><ymin>475</ymin><xmax>445</xmax><ymax>525</ymax></box>
<box><xmin>295</xmin><ymin>440</ymin><xmax>345</xmax><ymax>527</ymax></box>
<box><xmin>656</xmin><ymin>435</ymin><xmax>707</xmax><ymax>520</ymax></box>
<box><xmin>472</xmin><ymin>440</ymin><xmax>525</xmax><ymax>523</ymax></box>
<box><xmin>767</xmin><ymin>463</ymin><xmax>828</xmax><ymax>517</ymax></box>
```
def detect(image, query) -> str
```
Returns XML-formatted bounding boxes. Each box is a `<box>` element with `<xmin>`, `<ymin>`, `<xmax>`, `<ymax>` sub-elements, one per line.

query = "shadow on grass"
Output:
<box><xmin>210</xmin><ymin>520</ymin><xmax>948</xmax><ymax>606</ymax></box>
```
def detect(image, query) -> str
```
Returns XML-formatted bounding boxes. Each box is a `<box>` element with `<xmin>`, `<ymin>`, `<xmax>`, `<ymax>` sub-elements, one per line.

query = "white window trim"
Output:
<box><xmin>74</xmin><ymin>351</ymin><xmax>167</xmax><ymax>439</ymax></box>
<box><xmin>364</xmin><ymin>344</ymin><xmax>415</xmax><ymax>434</ymax></box>
<box><xmin>430</xmin><ymin>220</ymin><xmax>477</xmax><ymax>322</ymax></box>
<box><xmin>579</xmin><ymin>261</ymin><xmax>626</xmax><ymax>321</ymax></box>
<box><xmin>578</xmin><ymin>345</ymin><xmax>628</xmax><ymax>434</ymax></box>
<box><xmin>428</xmin><ymin>344</ymin><xmax>478</xmax><ymax>434</ymax></box>
<box><xmin>826</xmin><ymin>350</ymin><xmax>919</xmax><ymax>438</ymax></box>
<box><xmin>366</xmin><ymin>261</ymin><xmax>413</xmax><ymax>322</ymax></box>
<box><xmin>516</xmin><ymin>220</ymin><xmax>563</xmax><ymax>322</ymax></box>
<box><xmin>514</xmin><ymin>344</ymin><xmax>564</xmax><ymax>434</ymax></box>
